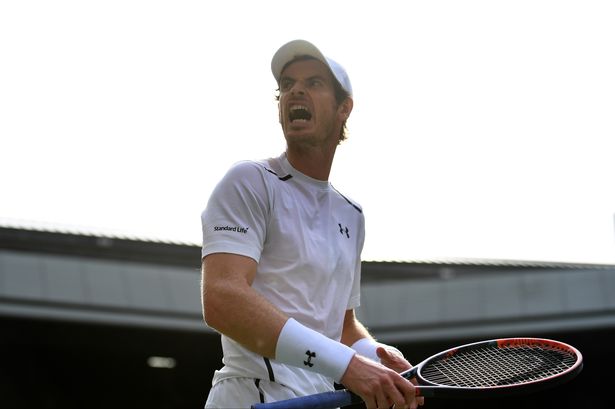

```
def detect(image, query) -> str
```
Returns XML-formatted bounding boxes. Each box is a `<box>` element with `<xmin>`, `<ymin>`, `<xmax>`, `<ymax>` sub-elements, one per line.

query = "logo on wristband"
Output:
<box><xmin>304</xmin><ymin>350</ymin><xmax>316</xmax><ymax>367</ymax></box>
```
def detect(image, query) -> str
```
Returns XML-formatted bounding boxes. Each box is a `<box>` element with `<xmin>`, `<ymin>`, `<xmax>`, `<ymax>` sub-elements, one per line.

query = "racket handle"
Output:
<box><xmin>251</xmin><ymin>390</ymin><xmax>361</xmax><ymax>409</ymax></box>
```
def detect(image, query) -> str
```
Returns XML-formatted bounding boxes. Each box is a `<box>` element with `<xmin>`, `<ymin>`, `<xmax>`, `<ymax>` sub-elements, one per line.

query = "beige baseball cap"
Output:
<box><xmin>271</xmin><ymin>39</ymin><xmax>353</xmax><ymax>96</ymax></box>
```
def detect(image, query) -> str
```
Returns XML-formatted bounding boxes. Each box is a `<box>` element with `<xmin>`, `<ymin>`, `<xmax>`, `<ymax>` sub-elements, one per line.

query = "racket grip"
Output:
<box><xmin>251</xmin><ymin>390</ymin><xmax>361</xmax><ymax>409</ymax></box>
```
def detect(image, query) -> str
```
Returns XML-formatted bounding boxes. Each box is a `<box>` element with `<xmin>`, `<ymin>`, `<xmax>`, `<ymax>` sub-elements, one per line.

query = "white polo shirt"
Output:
<box><xmin>201</xmin><ymin>152</ymin><xmax>365</xmax><ymax>395</ymax></box>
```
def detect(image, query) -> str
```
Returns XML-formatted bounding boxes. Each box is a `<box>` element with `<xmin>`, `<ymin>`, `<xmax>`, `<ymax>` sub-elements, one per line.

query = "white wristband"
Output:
<box><xmin>351</xmin><ymin>338</ymin><xmax>381</xmax><ymax>362</ymax></box>
<box><xmin>351</xmin><ymin>338</ymin><xmax>405</xmax><ymax>363</ymax></box>
<box><xmin>275</xmin><ymin>318</ymin><xmax>356</xmax><ymax>382</ymax></box>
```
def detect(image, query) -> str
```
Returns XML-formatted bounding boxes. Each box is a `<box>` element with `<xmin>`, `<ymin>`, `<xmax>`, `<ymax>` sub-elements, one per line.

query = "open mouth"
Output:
<box><xmin>289</xmin><ymin>105</ymin><xmax>312</xmax><ymax>123</ymax></box>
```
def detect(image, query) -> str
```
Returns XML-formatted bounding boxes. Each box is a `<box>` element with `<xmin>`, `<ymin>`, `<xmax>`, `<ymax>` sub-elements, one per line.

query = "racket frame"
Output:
<box><xmin>402</xmin><ymin>337</ymin><xmax>583</xmax><ymax>398</ymax></box>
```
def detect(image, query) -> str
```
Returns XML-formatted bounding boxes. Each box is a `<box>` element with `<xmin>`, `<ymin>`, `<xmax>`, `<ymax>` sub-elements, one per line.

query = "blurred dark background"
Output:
<box><xmin>1</xmin><ymin>226</ymin><xmax>613</xmax><ymax>408</ymax></box>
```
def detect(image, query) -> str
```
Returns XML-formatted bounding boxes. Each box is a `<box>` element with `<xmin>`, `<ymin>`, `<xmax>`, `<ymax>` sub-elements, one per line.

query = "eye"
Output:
<box><xmin>308</xmin><ymin>78</ymin><xmax>324</xmax><ymax>88</ymax></box>
<box><xmin>280</xmin><ymin>79</ymin><xmax>294</xmax><ymax>92</ymax></box>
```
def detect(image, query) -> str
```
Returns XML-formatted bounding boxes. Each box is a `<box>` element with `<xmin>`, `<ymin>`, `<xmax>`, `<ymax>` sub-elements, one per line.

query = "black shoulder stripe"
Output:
<box><xmin>264</xmin><ymin>167</ymin><xmax>293</xmax><ymax>181</ymax></box>
<box><xmin>332</xmin><ymin>186</ymin><xmax>363</xmax><ymax>214</ymax></box>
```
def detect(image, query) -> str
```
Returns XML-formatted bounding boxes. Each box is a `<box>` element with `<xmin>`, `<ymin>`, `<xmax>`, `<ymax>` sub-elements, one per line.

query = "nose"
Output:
<box><xmin>290</xmin><ymin>80</ymin><xmax>306</xmax><ymax>96</ymax></box>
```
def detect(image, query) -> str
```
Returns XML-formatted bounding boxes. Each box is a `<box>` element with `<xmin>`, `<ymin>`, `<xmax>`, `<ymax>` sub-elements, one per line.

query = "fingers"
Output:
<box><xmin>364</xmin><ymin>385</ymin><xmax>408</xmax><ymax>409</ymax></box>
<box><xmin>382</xmin><ymin>352</ymin><xmax>422</xmax><ymax>408</ymax></box>
<box><xmin>377</xmin><ymin>346</ymin><xmax>412</xmax><ymax>373</ymax></box>
<box><xmin>399</xmin><ymin>379</ymin><xmax>421</xmax><ymax>408</ymax></box>
<box><xmin>407</xmin><ymin>378</ymin><xmax>425</xmax><ymax>407</ymax></box>
<box><xmin>369</xmin><ymin>372</ymin><xmax>418</xmax><ymax>409</ymax></box>
<box><xmin>343</xmin><ymin>355</ymin><xmax>421</xmax><ymax>409</ymax></box>
<box><xmin>389</xmin><ymin>381</ymin><xmax>412</xmax><ymax>409</ymax></box>
<box><xmin>377</xmin><ymin>345</ymin><xmax>405</xmax><ymax>361</ymax></box>
<box><xmin>376</xmin><ymin>346</ymin><xmax>400</xmax><ymax>362</ymax></box>
<box><xmin>375</xmin><ymin>387</ymin><xmax>389</xmax><ymax>409</ymax></box>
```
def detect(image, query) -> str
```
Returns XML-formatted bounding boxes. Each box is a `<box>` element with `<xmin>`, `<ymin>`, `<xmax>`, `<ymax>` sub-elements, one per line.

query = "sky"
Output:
<box><xmin>1</xmin><ymin>1</ymin><xmax>614</xmax><ymax>264</ymax></box>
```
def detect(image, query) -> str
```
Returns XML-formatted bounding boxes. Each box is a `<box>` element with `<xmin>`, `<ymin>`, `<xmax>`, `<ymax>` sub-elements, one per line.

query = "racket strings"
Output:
<box><xmin>420</xmin><ymin>344</ymin><xmax>577</xmax><ymax>388</ymax></box>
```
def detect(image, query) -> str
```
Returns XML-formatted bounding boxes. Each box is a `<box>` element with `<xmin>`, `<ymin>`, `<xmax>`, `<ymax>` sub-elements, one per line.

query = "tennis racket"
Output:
<box><xmin>251</xmin><ymin>337</ymin><xmax>583</xmax><ymax>409</ymax></box>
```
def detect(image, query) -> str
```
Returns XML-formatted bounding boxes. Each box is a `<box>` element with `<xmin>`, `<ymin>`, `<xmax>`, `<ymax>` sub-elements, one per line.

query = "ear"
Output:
<box><xmin>338</xmin><ymin>97</ymin><xmax>353</xmax><ymax>121</ymax></box>
<box><xmin>278</xmin><ymin>102</ymin><xmax>282</xmax><ymax>124</ymax></box>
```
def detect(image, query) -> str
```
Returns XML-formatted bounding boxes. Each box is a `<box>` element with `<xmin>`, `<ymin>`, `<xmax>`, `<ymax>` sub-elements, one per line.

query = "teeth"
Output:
<box><xmin>289</xmin><ymin>104</ymin><xmax>311</xmax><ymax>122</ymax></box>
<box><xmin>290</xmin><ymin>105</ymin><xmax>309</xmax><ymax>112</ymax></box>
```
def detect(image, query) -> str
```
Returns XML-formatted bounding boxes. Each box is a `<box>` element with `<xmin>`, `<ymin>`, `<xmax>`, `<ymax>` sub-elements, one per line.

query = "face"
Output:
<box><xmin>278</xmin><ymin>58</ymin><xmax>352</xmax><ymax>148</ymax></box>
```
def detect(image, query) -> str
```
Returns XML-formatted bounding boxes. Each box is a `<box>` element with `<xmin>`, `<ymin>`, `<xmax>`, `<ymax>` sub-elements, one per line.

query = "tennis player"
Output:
<box><xmin>201</xmin><ymin>39</ymin><xmax>421</xmax><ymax>409</ymax></box>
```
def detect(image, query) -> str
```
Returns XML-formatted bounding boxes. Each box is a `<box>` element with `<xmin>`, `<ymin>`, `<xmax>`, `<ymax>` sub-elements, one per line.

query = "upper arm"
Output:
<box><xmin>202</xmin><ymin>252</ymin><xmax>258</xmax><ymax>288</ymax></box>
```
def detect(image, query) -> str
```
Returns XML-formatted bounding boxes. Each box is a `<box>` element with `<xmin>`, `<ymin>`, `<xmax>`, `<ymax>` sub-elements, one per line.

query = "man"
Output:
<box><xmin>201</xmin><ymin>39</ymin><xmax>421</xmax><ymax>409</ymax></box>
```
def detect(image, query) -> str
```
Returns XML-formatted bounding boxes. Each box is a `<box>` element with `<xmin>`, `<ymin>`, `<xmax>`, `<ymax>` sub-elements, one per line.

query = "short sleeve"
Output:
<box><xmin>201</xmin><ymin>161</ymin><xmax>270</xmax><ymax>262</ymax></box>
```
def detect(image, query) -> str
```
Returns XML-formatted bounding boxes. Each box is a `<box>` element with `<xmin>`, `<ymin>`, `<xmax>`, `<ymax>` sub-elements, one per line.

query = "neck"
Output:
<box><xmin>285</xmin><ymin>143</ymin><xmax>337</xmax><ymax>181</ymax></box>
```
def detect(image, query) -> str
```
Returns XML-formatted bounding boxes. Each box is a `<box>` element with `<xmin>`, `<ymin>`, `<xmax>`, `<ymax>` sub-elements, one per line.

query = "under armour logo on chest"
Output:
<box><xmin>304</xmin><ymin>350</ymin><xmax>316</xmax><ymax>367</ymax></box>
<box><xmin>338</xmin><ymin>223</ymin><xmax>350</xmax><ymax>238</ymax></box>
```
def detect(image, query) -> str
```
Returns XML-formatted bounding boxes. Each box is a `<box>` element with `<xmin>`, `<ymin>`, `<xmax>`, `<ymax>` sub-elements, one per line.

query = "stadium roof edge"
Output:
<box><xmin>1</xmin><ymin>220</ymin><xmax>614</xmax><ymax>270</ymax></box>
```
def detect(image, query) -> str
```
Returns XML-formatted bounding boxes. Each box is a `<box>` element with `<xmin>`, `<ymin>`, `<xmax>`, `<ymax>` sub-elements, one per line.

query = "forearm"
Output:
<box><xmin>206</xmin><ymin>281</ymin><xmax>287</xmax><ymax>357</ymax></box>
<box><xmin>341</xmin><ymin>309</ymin><xmax>373</xmax><ymax>347</ymax></box>
<box><xmin>201</xmin><ymin>254</ymin><xmax>287</xmax><ymax>358</ymax></box>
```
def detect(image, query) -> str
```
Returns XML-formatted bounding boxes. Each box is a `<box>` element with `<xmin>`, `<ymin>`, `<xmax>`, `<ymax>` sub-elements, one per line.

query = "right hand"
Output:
<box><xmin>340</xmin><ymin>354</ymin><xmax>420</xmax><ymax>409</ymax></box>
